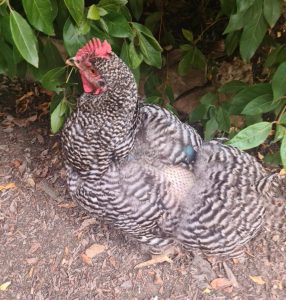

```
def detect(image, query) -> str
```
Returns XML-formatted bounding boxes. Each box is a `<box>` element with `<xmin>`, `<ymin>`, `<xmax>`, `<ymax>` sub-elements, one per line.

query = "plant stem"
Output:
<box><xmin>277</xmin><ymin>104</ymin><xmax>286</xmax><ymax>123</ymax></box>
<box><xmin>65</xmin><ymin>68</ymin><xmax>74</xmax><ymax>84</ymax></box>
<box><xmin>5</xmin><ymin>0</ymin><xmax>12</xmax><ymax>10</ymax></box>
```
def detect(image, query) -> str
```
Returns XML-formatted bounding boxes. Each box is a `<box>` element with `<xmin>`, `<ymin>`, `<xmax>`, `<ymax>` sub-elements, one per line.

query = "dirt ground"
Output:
<box><xmin>0</xmin><ymin>76</ymin><xmax>286</xmax><ymax>300</ymax></box>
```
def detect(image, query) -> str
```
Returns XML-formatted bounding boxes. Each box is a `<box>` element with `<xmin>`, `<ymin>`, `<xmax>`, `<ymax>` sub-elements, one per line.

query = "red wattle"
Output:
<box><xmin>80</xmin><ymin>72</ymin><xmax>94</xmax><ymax>93</ymax></box>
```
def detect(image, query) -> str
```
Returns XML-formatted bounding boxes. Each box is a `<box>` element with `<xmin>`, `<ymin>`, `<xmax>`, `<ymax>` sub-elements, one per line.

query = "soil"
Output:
<box><xmin>0</xmin><ymin>77</ymin><xmax>286</xmax><ymax>300</ymax></box>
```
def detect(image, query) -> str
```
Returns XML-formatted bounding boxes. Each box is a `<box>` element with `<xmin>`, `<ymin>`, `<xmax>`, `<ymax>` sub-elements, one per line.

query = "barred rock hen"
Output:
<box><xmin>62</xmin><ymin>38</ymin><xmax>285</xmax><ymax>259</ymax></box>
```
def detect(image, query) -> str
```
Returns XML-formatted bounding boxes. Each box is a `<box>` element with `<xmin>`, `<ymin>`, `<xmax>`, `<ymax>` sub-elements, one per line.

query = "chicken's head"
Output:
<box><xmin>66</xmin><ymin>38</ymin><xmax>132</xmax><ymax>95</ymax></box>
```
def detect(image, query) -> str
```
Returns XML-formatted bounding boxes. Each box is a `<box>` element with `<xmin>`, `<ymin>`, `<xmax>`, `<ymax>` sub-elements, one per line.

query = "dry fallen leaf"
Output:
<box><xmin>154</xmin><ymin>273</ymin><xmax>163</xmax><ymax>285</ymax></box>
<box><xmin>85</xmin><ymin>244</ymin><xmax>106</xmax><ymax>258</ymax></box>
<box><xmin>134</xmin><ymin>254</ymin><xmax>172</xmax><ymax>269</ymax></box>
<box><xmin>11</xmin><ymin>159</ymin><xmax>22</xmax><ymax>169</ymax></box>
<box><xmin>36</xmin><ymin>134</ymin><xmax>45</xmax><ymax>144</ymax></box>
<box><xmin>258</xmin><ymin>152</ymin><xmax>264</xmax><ymax>160</ymax></box>
<box><xmin>76</xmin><ymin>218</ymin><xmax>97</xmax><ymax>233</ymax></box>
<box><xmin>58</xmin><ymin>202</ymin><xmax>77</xmax><ymax>208</ymax></box>
<box><xmin>26</xmin><ymin>257</ymin><xmax>38</xmax><ymax>265</ymax></box>
<box><xmin>28</xmin><ymin>242</ymin><xmax>41</xmax><ymax>254</ymax></box>
<box><xmin>202</xmin><ymin>287</ymin><xmax>211</xmax><ymax>294</ymax></box>
<box><xmin>0</xmin><ymin>182</ymin><xmax>16</xmax><ymax>191</ymax></box>
<box><xmin>0</xmin><ymin>281</ymin><xmax>11</xmax><ymax>291</ymax></box>
<box><xmin>249</xmin><ymin>275</ymin><xmax>266</xmax><ymax>285</ymax></box>
<box><xmin>28</xmin><ymin>267</ymin><xmax>34</xmax><ymax>278</ymax></box>
<box><xmin>272</xmin><ymin>280</ymin><xmax>283</xmax><ymax>290</ymax></box>
<box><xmin>81</xmin><ymin>253</ymin><xmax>92</xmax><ymax>265</ymax></box>
<box><xmin>279</xmin><ymin>169</ymin><xmax>286</xmax><ymax>176</ymax></box>
<box><xmin>26</xmin><ymin>177</ymin><xmax>35</xmax><ymax>187</ymax></box>
<box><xmin>16</xmin><ymin>91</ymin><xmax>33</xmax><ymax>113</ymax></box>
<box><xmin>64</xmin><ymin>246</ymin><xmax>69</xmax><ymax>256</ymax></box>
<box><xmin>210</xmin><ymin>277</ymin><xmax>233</xmax><ymax>293</ymax></box>
<box><xmin>108</xmin><ymin>255</ymin><xmax>117</xmax><ymax>268</ymax></box>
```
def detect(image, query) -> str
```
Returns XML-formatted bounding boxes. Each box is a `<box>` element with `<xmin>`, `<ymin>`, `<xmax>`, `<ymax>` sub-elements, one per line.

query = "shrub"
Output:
<box><xmin>0</xmin><ymin>0</ymin><xmax>285</xmax><ymax>168</ymax></box>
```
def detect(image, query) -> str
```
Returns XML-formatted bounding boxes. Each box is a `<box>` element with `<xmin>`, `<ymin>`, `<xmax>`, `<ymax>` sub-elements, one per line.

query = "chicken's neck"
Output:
<box><xmin>63</xmin><ymin>81</ymin><xmax>139</xmax><ymax>180</ymax></box>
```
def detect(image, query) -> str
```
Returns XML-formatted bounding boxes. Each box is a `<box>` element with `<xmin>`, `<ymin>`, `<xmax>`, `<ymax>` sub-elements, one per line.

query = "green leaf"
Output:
<box><xmin>120</xmin><ymin>4</ymin><xmax>132</xmax><ymax>21</ymax></box>
<box><xmin>0</xmin><ymin>15</ymin><xmax>13</xmax><ymax>44</ymax></box>
<box><xmin>264</xmin><ymin>151</ymin><xmax>282</xmax><ymax>165</ymax></box>
<box><xmin>10</xmin><ymin>10</ymin><xmax>39</xmax><ymax>67</ymax></box>
<box><xmin>144</xmin><ymin>11</ymin><xmax>162</xmax><ymax>33</ymax></box>
<box><xmin>226</xmin><ymin>121</ymin><xmax>272</xmax><ymax>150</ymax></box>
<box><xmin>0</xmin><ymin>4</ymin><xmax>9</xmax><ymax>17</ymax></box>
<box><xmin>225</xmin><ymin>31</ymin><xmax>241</xmax><ymax>55</ymax></box>
<box><xmin>98</xmin><ymin>7</ymin><xmax>108</xmax><ymax>16</ymax></box>
<box><xmin>263</xmin><ymin>0</ymin><xmax>282</xmax><ymax>28</ymax></box>
<box><xmin>189</xmin><ymin>104</ymin><xmax>209</xmax><ymax>123</ymax></box>
<box><xmin>224</xmin><ymin>10</ymin><xmax>248</xmax><ymax>33</ymax></box>
<box><xmin>98</xmin><ymin>0</ymin><xmax>128</xmax><ymax>12</ymax></box>
<box><xmin>132</xmin><ymin>22</ymin><xmax>162</xmax><ymax>51</ymax></box>
<box><xmin>272</xmin><ymin>61</ymin><xmax>286</xmax><ymax>101</ymax></box>
<box><xmin>120</xmin><ymin>40</ymin><xmax>131</xmax><ymax>67</ymax></box>
<box><xmin>22</xmin><ymin>0</ymin><xmax>56</xmax><ymax>35</ymax></box>
<box><xmin>178</xmin><ymin>47</ymin><xmax>205</xmax><ymax>75</ymax></box>
<box><xmin>240</xmin><ymin>7</ymin><xmax>268</xmax><ymax>60</ymax></box>
<box><xmin>129</xmin><ymin>0</ymin><xmax>143</xmax><ymax>21</ymax></box>
<box><xmin>50</xmin><ymin>93</ymin><xmax>63</xmax><ymax>113</ymax></box>
<box><xmin>30</xmin><ymin>40</ymin><xmax>63</xmax><ymax>81</ymax></box>
<box><xmin>145</xmin><ymin>96</ymin><xmax>162</xmax><ymax>105</ymax></box>
<box><xmin>51</xmin><ymin>99</ymin><xmax>68</xmax><ymax>133</ymax></box>
<box><xmin>182</xmin><ymin>28</ymin><xmax>193</xmax><ymax>42</ymax></box>
<box><xmin>265</xmin><ymin>46</ymin><xmax>286</xmax><ymax>68</ymax></box>
<box><xmin>144</xmin><ymin>73</ymin><xmax>161</xmax><ymax>96</ymax></box>
<box><xmin>280</xmin><ymin>112</ymin><xmax>286</xmax><ymax>124</ymax></box>
<box><xmin>138</xmin><ymin>34</ymin><xmax>162</xmax><ymax>68</ymax></box>
<box><xmin>64</xmin><ymin>0</ymin><xmax>84</xmax><ymax>26</ymax></box>
<box><xmin>205</xmin><ymin>109</ymin><xmax>219</xmax><ymax>140</ymax></box>
<box><xmin>220</xmin><ymin>0</ymin><xmax>236</xmax><ymax>16</ymax></box>
<box><xmin>281</xmin><ymin>135</ymin><xmax>286</xmax><ymax>168</ymax></box>
<box><xmin>216</xmin><ymin>106</ymin><xmax>230</xmax><ymax>132</ymax></box>
<box><xmin>41</xmin><ymin>67</ymin><xmax>66</xmax><ymax>92</ymax></box>
<box><xmin>103</xmin><ymin>12</ymin><xmax>132</xmax><ymax>38</ymax></box>
<box><xmin>165</xmin><ymin>104</ymin><xmax>178</xmax><ymax>115</ymax></box>
<box><xmin>241</xmin><ymin>93</ymin><xmax>279</xmax><ymax>115</ymax></box>
<box><xmin>165</xmin><ymin>84</ymin><xmax>174</xmax><ymax>103</ymax></box>
<box><xmin>189</xmin><ymin>93</ymin><xmax>218</xmax><ymax>123</ymax></box>
<box><xmin>273</xmin><ymin>124</ymin><xmax>286</xmax><ymax>142</ymax></box>
<box><xmin>13</xmin><ymin>44</ymin><xmax>23</xmax><ymax>64</ymax></box>
<box><xmin>87</xmin><ymin>4</ymin><xmax>100</xmax><ymax>20</ymax></box>
<box><xmin>63</xmin><ymin>18</ymin><xmax>88</xmax><ymax>56</ymax></box>
<box><xmin>43</xmin><ymin>41</ymin><xmax>63</xmax><ymax>68</ymax></box>
<box><xmin>218</xmin><ymin>80</ymin><xmax>247</xmax><ymax>94</ymax></box>
<box><xmin>245</xmin><ymin>114</ymin><xmax>263</xmax><ymax>126</ymax></box>
<box><xmin>237</xmin><ymin>0</ymin><xmax>255</xmax><ymax>12</ymax></box>
<box><xmin>230</xmin><ymin>83</ymin><xmax>272</xmax><ymax>114</ymax></box>
<box><xmin>0</xmin><ymin>38</ymin><xmax>16</xmax><ymax>76</ymax></box>
<box><xmin>129</xmin><ymin>42</ymin><xmax>143</xmax><ymax>69</ymax></box>
<box><xmin>200</xmin><ymin>93</ymin><xmax>217</xmax><ymax>105</ymax></box>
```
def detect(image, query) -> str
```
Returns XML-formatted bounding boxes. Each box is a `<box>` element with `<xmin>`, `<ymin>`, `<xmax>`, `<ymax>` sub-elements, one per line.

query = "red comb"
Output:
<box><xmin>76</xmin><ymin>38</ymin><xmax>112</xmax><ymax>59</ymax></box>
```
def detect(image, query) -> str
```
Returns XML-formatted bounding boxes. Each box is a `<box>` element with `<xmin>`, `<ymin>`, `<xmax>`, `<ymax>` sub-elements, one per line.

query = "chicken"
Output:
<box><xmin>62</xmin><ymin>38</ymin><xmax>285</xmax><ymax>259</ymax></box>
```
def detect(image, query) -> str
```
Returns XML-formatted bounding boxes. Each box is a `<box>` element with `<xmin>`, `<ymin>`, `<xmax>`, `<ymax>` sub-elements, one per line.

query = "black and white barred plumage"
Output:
<box><xmin>62</xmin><ymin>41</ymin><xmax>286</xmax><ymax>257</ymax></box>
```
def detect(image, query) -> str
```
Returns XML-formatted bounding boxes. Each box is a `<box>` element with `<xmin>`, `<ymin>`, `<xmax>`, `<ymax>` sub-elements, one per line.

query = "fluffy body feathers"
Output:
<box><xmin>62</xmin><ymin>39</ymin><xmax>285</xmax><ymax>257</ymax></box>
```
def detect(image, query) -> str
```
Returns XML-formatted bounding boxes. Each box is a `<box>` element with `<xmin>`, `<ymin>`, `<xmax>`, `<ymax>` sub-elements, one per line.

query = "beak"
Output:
<box><xmin>65</xmin><ymin>57</ymin><xmax>76</xmax><ymax>67</ymax></box>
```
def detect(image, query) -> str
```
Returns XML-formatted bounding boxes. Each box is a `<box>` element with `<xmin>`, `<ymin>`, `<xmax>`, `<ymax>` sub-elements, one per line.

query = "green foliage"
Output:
<box><xmin>178</xmin><ymin>29</ymin><xmax>206</xmax><ymax>75</ymax></box>
<box><xmin>224</xmin><ymin>0</ymin><xmax>282</xmax><ymax>60</ymax></box>
<box><xmin>1</xmin><ymin>0</ymin><xmax>286</xmax><ymax>169</ymax></box>
<box><xmin>226</xmin><ymin>122</ymin><xmax>272</xmax><ymax>150</ymax></box>
<box><xmin>10</xmin><ymin>10</ymin><xmax>39</xmax><ymax>67</ymax></box>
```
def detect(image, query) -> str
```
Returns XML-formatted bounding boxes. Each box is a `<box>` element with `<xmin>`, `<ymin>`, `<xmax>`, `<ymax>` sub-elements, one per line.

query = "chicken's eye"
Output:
<box><xmin>98</xmin><ymin>79</ymin><xmax>106</xmax><ymax>87</ymax></box>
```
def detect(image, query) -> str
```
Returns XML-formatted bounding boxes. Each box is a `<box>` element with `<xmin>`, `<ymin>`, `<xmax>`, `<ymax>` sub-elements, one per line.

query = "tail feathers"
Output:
<box><xmin>259</xmin><ymin>174</ymin><xmax>286</xmax><ymax>229</ymax></box>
